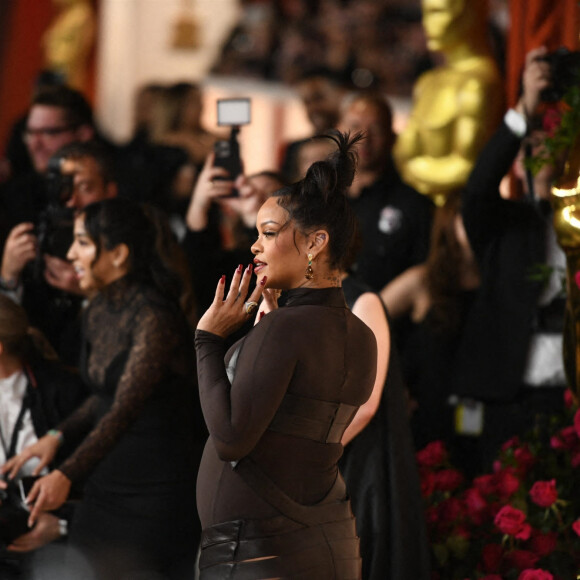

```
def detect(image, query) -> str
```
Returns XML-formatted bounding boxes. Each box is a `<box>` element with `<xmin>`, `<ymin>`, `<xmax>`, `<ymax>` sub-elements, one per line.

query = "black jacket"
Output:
<box><xmin>455</xmin><ymin>121</ymin><xmax>547</xmax><ymax>401</ymax></box>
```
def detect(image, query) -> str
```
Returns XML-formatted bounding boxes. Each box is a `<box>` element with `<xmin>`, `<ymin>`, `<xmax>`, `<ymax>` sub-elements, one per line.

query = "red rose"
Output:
<box><xmin>575</xmin><ymin>408</ymin><xmax>580</xmax><ymax>438</ymax></box>
<box><xmin>515</xmin><ymin>522</ymin><xmax>532</xmax><ymax>541</ymax></box>
<box><xmin>530</xmin><ymin>530</ymin><xmax>558</xmax><ymax>557</ymax></box>
<box><xmin>542</xmin><ymin>106</ymin><xmax>562</xmax><ymax>137</ymax></box>
<box><xmin>481</xmin><ymin>543</ymin><xmax>503</xmax><ymax>573</ymax></box>
<box><xmin>564</xmin><ymin>388</ymin><xmax>574</xmax><ymax>408</ymax></box>
<box><xmin>464</xmin><ymin>487</ymin><xmax>486</xmax><ymax>510</ymax></box>
<box><xmin>416</xmin><ymin>440</ymin><xmax>448</xmax><ymax>467</ymax></box>
<box><xmin>571</xmin><ymin>448</ymin><xmax>580</xmax><ymax>468</ymax></box>
<box><xmin>454</xmin><ymin>525</ymin><xmax>470</xmax><ymax>540</ymax></box>
<box><xmin>501</xmin><ymin>436</ymin><xmax>520</xmax><ymax>451</ymax></box>
<box><xmin>572</xmin><ymin>518</ymin><xmax>580</xmax><ymax>537</ymax></box>
<box><xmin>474</xmin><ymin>474</ymin><xmax>496</xmax><ymax>496</ymax></box>
<box><xmin>529</xmin><ymin>480</ymin><xmax>558</xmax><ymax>508</ymax></box>
<box><xmin>438</xmin><ymin>496</ymin><xmax>464</xmax><ymax>525</ymax></box>
<box><xmin>551</xmin><ymin>426</ymin><xmax>578</xmax><ymax>450</ymax></box>
<box><xmin>505</xmin><ymin>549</ymin><xmax>539</xmax><ymax>571</ymax></box>
<box><xmin>518</xmin><ymin>569</ymin><xmax>554</xmax><ymax>580</ymax></box>
<box><xmin>516</xmin><ymin>522</ymin><xmax>532</xmax><ymax>541</ymax></box>
<box><xmin>513</xmin><ymin>445</ymin><xmax>535</xmax><ymax>473</ymax></box>
<box><xmin>434</xmin><ymin>469</ymin><xmax>464</xmax><ymax>492</ymax></box>
<box><xmin>494</xmin><ymin>505</ymin><xmax>528</xmax><ymax>536</ymax></box>
<box><xmin>464</xmin><ymin>487</ymin><xmax>488</xmax><ymax>525</ymax></box>
<box><xmin>494</xmin><ymin>468</ymin><xmax>520</xmax><ymax>499</ymax></box>
<box><xmin>481</xmin><ymin>576</ymin><xmax>502</xmax><ymax>580</ymax></box>
<box><xmin>420</xmin><ymin>470</ymin><xmax>436</xmax><ymax>498</ymax></box>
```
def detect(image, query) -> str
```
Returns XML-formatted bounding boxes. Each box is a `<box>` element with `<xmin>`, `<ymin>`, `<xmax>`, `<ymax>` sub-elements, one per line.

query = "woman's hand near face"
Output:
<box><xmin>254</xmin><ymin>288</ymin><xmax>281</xmax><ymax>325</ymax></box>
<box><xmin>186</xmin><ymin>153</ymin><xmax>237</xmax><ymax>231</ymax></box>
<box><xmin>1</xmin><ymin>433</ymin><xmax>61</xmax><ymax>480</ymax></box>
<box><xmin>26</xmin><ymin>470</ymin><xmax>71</xmax><ymax>527</ymax></box>
<box><xmin>197</xmin><ymin>264</ymin><xmax>266</xmax><ymax>338</ymax></box>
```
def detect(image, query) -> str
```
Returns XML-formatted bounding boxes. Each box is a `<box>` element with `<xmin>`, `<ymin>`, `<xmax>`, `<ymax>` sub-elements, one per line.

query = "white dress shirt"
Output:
<box><xmin>0</xmin><ymin>370</ymin><xmax>42</xmax><ymax>476</ymax></box>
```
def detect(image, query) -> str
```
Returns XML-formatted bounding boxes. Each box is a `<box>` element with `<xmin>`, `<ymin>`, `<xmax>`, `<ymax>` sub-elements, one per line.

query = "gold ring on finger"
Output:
<box><xmin>244</xmin><ymin>301</ymin><xmax>258</xmax><ymax>315</ymax></box>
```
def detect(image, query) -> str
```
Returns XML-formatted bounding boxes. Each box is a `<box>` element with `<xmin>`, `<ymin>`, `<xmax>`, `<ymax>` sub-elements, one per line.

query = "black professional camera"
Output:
<box><xmin>34</xmin><ymin>156</ymin><xmax>75</xmax><ymax>277</ymax></box>
<box><xmin>540</xmin><ymin>47</ymin><xmax>580</xmax><ymax>103</ymax></box>
<box><xmin>0</xmin><ymin>478</ymin><xmax>34</xmax><ymax>548</ymax></box>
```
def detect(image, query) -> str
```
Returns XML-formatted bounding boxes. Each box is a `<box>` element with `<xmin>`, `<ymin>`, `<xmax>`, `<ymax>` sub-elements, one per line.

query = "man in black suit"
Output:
<box><xmin>453</xmin><ymin>47</ymin><xmax>567</xmax><ymax>472</ymax></box>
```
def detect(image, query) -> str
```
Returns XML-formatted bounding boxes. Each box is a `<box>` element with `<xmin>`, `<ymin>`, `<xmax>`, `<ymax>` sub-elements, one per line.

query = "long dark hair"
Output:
<box><xmin>425</xmin><ymin>190</ymin><xmax>470</xmax><ymax>333</ymax></box>
<box><xmin>81</xmin><ymin>198</ymin><xmax>182</xmax><ymax>303</ymax></box>
<box><xmin>273</xmin><ymin>131</ymin><xmax>362</xmax><ymax>271</ymax></box>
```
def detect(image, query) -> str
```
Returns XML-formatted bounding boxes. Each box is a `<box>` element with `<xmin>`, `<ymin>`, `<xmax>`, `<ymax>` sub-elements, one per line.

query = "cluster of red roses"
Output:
<box><xmin>418</xmin><ymin>391</ymin><xmax>580</xmax><ymax>580</ymax></box>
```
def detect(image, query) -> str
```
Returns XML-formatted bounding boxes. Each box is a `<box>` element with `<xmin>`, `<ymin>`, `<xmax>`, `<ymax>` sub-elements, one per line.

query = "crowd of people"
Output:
<box><xmin>0</xmin><ymin>22</ymin><xmax>571</xmax><ymax>580</ymax></box>
<box><xmin>210</xmin><ymin>0</ymin><xmax>509</xmax><ymax>97</ymax></box>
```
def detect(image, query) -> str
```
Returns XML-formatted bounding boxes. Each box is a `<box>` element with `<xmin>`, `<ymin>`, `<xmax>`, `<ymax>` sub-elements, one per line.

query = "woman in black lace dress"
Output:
<box><xmin>4</xmin><ymin>198</ymin><xmax>202</xmax><ymax>579</ymax></box>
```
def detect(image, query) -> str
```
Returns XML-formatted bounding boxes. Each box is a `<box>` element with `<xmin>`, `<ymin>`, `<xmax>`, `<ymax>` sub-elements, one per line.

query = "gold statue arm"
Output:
<box><xmin>42</xmin><ymin>0</ymin><xmax>95</xmax><ymax>90</ymax></box>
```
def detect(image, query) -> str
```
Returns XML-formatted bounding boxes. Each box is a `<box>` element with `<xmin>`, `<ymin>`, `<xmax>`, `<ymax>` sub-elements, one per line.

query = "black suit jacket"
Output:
<box><xmin>455</xmin><ymin>121</ymin><xmax>547</xmax><ymax>401</ymax></box>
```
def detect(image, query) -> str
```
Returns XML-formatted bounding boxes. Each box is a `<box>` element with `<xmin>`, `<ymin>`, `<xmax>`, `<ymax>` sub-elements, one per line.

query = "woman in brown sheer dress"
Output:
<box><xmin>3</xmin><ymin>198</ymin><xmax>202</xmax><ymax>579</ymax></box>
<box><xmin>194</xmin><ymin>132</ymin><xmax>377</xmax><ymax>579</ymax></box>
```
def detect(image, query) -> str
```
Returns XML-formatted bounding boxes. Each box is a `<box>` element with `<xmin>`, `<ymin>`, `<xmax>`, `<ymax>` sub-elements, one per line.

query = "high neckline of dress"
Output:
<box><xmin>94</xmin><ymin>275</ymin><xmax>137</xmax><ymax>308</ymax></box>
<box><xmin>284</xmin><ymin>286</ymin><xmax>346</xmax><ymax>308</ymax></box>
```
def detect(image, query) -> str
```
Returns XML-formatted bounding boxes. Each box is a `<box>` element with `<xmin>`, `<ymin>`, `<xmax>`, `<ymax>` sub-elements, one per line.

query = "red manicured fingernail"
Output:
<box><xmin>259</xmin><ymin>311</ymin><xmax>265</xmax><ymax>321</ymax></box>
<box><xmin>236</xmin><ymin>264</ymin><xmax>243</xmax><ymax>273</ymax></box>
<box><xmin>220</xmin><ymin>275</ymin><xmax>226</xmax><ymax>284</ymax></box>
<box><xmin>246</xmin><ymin>264</ymin><xmax>253</xmax><ymax>273</ymax></box>
<box><xmin>260</xmin><ymin>276</ymin><xmax>267</xmax><ymax>286</ymax></box>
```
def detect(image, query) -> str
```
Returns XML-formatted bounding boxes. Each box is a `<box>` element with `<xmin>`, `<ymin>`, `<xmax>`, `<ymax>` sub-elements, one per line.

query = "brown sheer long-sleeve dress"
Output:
<box><xmin>56</xmin><ymin>278</ymin><xmax>204</xmax><ymax>580</ymax></box>
<box><xmin>195</xmin><ymin>287</ymin><xmax>377</xmax><ymax>579</ymax></box>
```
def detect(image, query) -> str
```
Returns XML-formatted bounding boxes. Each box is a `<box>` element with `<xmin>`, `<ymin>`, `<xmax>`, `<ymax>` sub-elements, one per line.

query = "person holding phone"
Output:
<box><xmin>0</xmin><ymin>294</ymin><xmax>87</xmax><ymax>579</ymax></box>
<box><xmin>183</xmin><ymin>146</ymin><xmax>284</xmax><ymax>315</ymax></box>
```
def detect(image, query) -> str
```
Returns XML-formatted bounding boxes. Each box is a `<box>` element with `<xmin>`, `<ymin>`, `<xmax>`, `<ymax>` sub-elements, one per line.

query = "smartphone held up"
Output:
<box><xmin>213</xmin><ymin>98</ymin><xmax>251</xmax><ymax>197</ymax></box>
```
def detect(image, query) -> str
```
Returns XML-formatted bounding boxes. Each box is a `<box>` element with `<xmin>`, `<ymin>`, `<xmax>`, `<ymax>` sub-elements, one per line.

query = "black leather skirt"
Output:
<box><xmin>199</xmin><ymin>502</ymin><xmax>361</xmax><ymax>579</ymax></box>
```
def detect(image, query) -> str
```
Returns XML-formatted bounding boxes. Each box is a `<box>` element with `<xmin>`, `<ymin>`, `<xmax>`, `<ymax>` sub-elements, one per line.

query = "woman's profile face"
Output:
<box><xmin>251</xmin><ymin>197</ymin><xmax>310</xmax><ymax>290</ymax></box>
<box><xmin>67</xmin><ymin>215</ymin><xmax>124</xmax><ymax>292</ymax></box>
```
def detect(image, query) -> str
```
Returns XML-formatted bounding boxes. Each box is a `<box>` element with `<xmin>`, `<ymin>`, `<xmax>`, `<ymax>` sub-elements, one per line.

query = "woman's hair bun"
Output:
<box><xmin>303</xmin><ymin>131</ymin><xmax>363</xmax><ymax>202</ymax></box>
<box><xmin>274</xmin><ymin>130</ymin><xmax>363</xmax><ymax>271</ymax></box>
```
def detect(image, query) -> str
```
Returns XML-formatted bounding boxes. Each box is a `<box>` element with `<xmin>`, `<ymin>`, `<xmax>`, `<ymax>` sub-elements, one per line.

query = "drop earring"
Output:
<box><xmin>305</xmin><ymin>253</ymin><xmax>314</xmax><ymax>280</ymax></box>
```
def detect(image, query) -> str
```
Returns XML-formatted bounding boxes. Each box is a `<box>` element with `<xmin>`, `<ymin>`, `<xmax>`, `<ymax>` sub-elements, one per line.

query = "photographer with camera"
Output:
<box><xmin>447</xmin><ymin>46</ymin><xmax>571</xmax><ymax>474</ymax></box>
<box><xmin>0</xmin><ymin>294</ymin><xmax>87</xmax><ymax>579</ymax></box>
<box><xmin>182</xmin><ymin>98</ymin><xmax>285</xmax><ymax>314</ymax></box>
<box><xmin>0</xmin><ymin>85</ymin><xmax>96</xmax><ymax>250</ymax></box>
<box><xmin>0</xmin><ymin>86</ymin><xmax>101</xmax><ymax>367</ymax></box>
<box><xmin>184</xmin><ymin>151</ymin><xmax>284</xmax><ymax>315</ymax></box>
<box><xmin>1</xmin><ymin>139</ymin><xmax>118</xmax><ymax>367</ymax></box>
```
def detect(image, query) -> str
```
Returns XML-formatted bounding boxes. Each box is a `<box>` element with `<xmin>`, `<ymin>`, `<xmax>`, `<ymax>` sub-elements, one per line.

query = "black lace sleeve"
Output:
<box><xmin>58</xmin><ymin>301</ymin><xmax>181</xmax><ymax>482</ymax></box>
<box><xmin>57</xmin><ymin>395</ymin><xmax>99</xmax><ymax>450</ymax></box>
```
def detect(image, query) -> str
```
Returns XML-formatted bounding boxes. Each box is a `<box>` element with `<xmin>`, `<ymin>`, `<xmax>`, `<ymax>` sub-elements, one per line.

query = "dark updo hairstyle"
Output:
<box><xmin>81</xmin><ymin>198</ymin><xmax>182</xmax><ymax>303</ymax></box>
<box><xmin>273</xmin><ymin>131</ymin><xmax>362</xmax><ymax>271</ymax></box>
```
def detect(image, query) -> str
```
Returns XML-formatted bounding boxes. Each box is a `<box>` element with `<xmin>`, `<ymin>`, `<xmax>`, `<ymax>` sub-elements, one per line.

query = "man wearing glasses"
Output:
<box><xmin>1</xmin><ymin>86</ymin><xmax>95</xmax><ymax>247</ymax></box>
<box><xmin>0</xmin><ymin>86</ymin><xmax>97</xmax><ymax>365</ymax></box>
